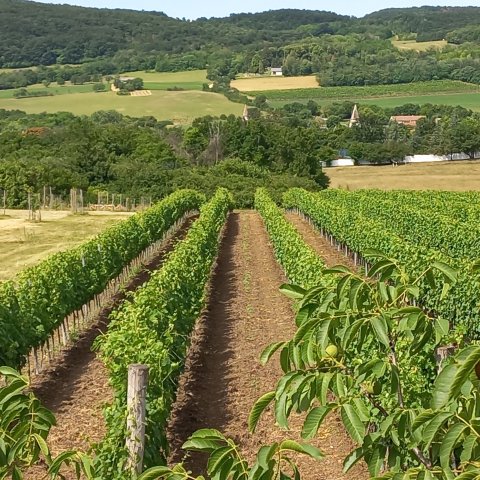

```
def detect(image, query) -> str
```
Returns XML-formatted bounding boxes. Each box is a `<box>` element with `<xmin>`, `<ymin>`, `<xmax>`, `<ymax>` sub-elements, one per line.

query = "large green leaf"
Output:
<box><xmin>341</xmin><ymin>404</ymin><xmax>365</xmax><ymax>444</ymax></box>
<box><xmin>279</xmin><ymin>440</ymin><xmax>324</xmax><ymax>461</ymax></box>
<box><xmin>343</xmin><ymin>447</ymin><xmax>364</xmax><ymax>473</ymax></box>
<box><xmin>279</xmin><ymin>284</ymin><xmax>306</xmax><ymax>300</ymax></box>
<box><xmin>370</xmin><ymin>316</ymin><xmax>390</xmax><ymax>348</ymax></box>
<box><xmin>460</xmin><ymin>433</ymin><xmax>478</xmax><ymax>464</ymax></box>
<box><xmin>421</xmin><ymin>411</ymin><xmax>453</xmax><ymax>449</ymax></box>
<box><xmin>248</xmin><ymin>391</ymin><xmax>275</xmax><ymax>433</ymax></box>
<box><xmin>439</xmin><ymin>422</ymin><xmax>467</xmax><ymax>468</ymax></box>
<box><xmin>432</xmin><ymin>364</ymin><xmax>457</xmax><ymax>409</ymax></box>
<box><xmin>138</xmin><ymin>466</ymin><xmax>174</xmax><ymax>480</ymax></box>
<box><xmin>449</xmin><ymin>346</ymin><xmax>480</xmax><ymax>401</ymax></box>
<box><xmin>432</xmin><ymin>261</ymin><xmax>458</xmax><ymax>283</ymax></box>
<box><xmin>207</xmin><ymin>446</ymin><xmax>235</xmax><ymax>476</ymax></box>
<box><xmin>456</xmin><ymin>469</ymin><xmax>480</xmax><ymax>480</ymax></box>
<box><xmin>260</xmin><ymin>342</ymin><xmax>286</xmax><ymax>366</ymax></box>
<box><xmin>301</xmin><ymin>405</ymin><xmax>331</xmax><ymax>440</ymax></box>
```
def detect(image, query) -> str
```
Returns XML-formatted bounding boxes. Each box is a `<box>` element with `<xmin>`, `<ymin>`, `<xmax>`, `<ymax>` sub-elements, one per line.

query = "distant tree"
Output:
<box><xmin>254</xmin><ymin>94</ymin><xmax>268</xmax><ymax>109</ymax></box>
<box><xmin>183</xmin><ymin>127</ymin><xmax>208</xmax><ymax>164</ymax></box>
<box><xmin>13</xmin><ymin>88</ymin><xmax>28</xmax><ymax>98</ymax></box>
<box><xmin>326</xmin><ymin>115</ymin><xmax>342</xmax><ymax>129</ymax></box>
<box><xmin>92</xmin><ymin>82</ymin><xmax>107</xmax><ymax>92</ymax></box>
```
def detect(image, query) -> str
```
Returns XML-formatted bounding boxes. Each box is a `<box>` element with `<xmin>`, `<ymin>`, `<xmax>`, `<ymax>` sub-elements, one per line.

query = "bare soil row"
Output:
<box><xmin>167</xmin><ymin>211</ymin><xmax>366</xmax><ymax>479</ymax></box>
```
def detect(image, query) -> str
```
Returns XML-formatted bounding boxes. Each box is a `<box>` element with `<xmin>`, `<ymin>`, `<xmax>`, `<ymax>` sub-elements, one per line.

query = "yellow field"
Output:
<box><xmin>0</xmin><ymin>210</ymin><xmax>133</xmax><ymax>281</ymax></box>
<box><xmin>391</xmin><ymin>39</ymin><xmax>449</xmax><ymax>51</ymax></box>
<box><xmin>326</xmin><ymin>160</ymin><xmax>480</xmax><ymax>191</ymax></box>
<box><xmin>231</xmin><ymin>75</ymin><xmax>318</xmax><ymax>92</ymax></box>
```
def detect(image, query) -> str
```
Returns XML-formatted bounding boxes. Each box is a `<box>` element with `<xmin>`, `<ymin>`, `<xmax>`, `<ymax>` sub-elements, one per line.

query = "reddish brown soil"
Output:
<box><xmin>167</xmin><ymin>211</ymin><xmax>367</xmax><ymax>479</ymax></box>
<box><xmin>25</xmin><ymin>216</ymin><xmax>197</xmax><ymax>478</ymax></box>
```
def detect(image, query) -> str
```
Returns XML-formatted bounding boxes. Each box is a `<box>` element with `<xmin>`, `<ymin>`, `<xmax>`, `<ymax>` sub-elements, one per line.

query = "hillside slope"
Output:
<box><xmin>3</xmin><ymin>1</ymin><xmax>480</xmax><ymax>68</ymax></box>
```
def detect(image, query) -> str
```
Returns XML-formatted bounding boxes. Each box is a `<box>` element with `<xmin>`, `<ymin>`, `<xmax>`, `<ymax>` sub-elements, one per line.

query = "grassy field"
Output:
<box><xmin>0</xmin><ymin>89</ymin><xmax>243</xmax><ymax>123</ymax></box>
<box><xmin>0</xmin><ymin>70</ymin><xmax>208</xmax><ymax>99</ymax></box>
<box><xmin>252</xmin><ymin>80</ymin><xmax>480</xmax><ymax>110</ymax></box>
<box><xmin>358</xmin><ymin>93</ymin><xmax>480</xmax><ymax>110</ymax></box>
<box><xmin>326</xmin><ymin>160</ymin><xmax>480</xmax><ymax>191</ymax></box>
<box><xmin>0</xmin><ymin>84</ymin><xmax>94</xmax><ymax>99</ymax></box>
<box><xmin>122</xmin><ymin>70</ymin><xmax>207</xmax><ymax>90</ymax></box>
<box><xmin>231</xmin><ymin>75</ymin><xmax>318</xmax><ymax>92</ymax></box>
<box><xmin>0</xmin><ymin>210</ymin><xmax>132</xmax><ymax>281</ymax></box>
<box><xmin>391</xmin><ymin>39</ymin><xmax>449</xmax><ymax>51</ymax></box>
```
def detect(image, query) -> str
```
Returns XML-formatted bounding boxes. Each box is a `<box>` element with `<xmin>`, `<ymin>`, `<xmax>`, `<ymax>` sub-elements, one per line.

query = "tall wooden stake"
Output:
<box><xmin>126</xmin><ymin>364</ymin><xmax>149</xmax><ymax>476</ymax></box>
<box><xmin>79</xmin><ymin>189</ymin><xmax>84</xmax><ymax>214</ymax></box>
<box><xmin>28</xmin><ymin>191</ymin><xmax>32</xmax><ymax>220</ymax></box>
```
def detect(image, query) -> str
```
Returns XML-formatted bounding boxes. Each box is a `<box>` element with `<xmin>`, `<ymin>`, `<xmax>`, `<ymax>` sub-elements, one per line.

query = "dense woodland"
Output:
<box><xmin>3</xmin><ymin>2</ymin><xmax>480</xmax><ymax>89</ymax></box>
<box><xmin>0</xmin><ymin>109</ymin><xmax>323</xmax><ymax>208</ymax></box>
<box><xmin>2</xmin><ymin>100</ymin><xmax>480</xmax><ymax>207</ymax></box>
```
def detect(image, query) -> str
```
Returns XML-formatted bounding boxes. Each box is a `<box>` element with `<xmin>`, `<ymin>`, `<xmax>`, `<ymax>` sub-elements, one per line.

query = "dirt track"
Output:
<box><xmin>284</xmin><ymin>212</ymin><xmax>357</xmax><ymax>270</ymax></box>
<box><xmin>167</xmin><ymin>211</ymin><xmax>367</xmax><ymax>479</ymax></box>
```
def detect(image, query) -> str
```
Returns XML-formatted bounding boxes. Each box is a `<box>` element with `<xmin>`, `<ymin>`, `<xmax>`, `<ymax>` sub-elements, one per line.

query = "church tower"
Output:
<box><xmin>349</xmin><ymin>104</ymin><xmax>360</xmax><ymax>128</ymax></box>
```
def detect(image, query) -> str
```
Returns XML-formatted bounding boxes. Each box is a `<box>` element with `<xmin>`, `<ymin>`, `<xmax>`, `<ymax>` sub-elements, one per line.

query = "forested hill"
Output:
<box><xmin>3</xmin><ymin>0</ymin><xmax>480</xmax><ymax>68</ymax></box>
<box><xmin>0</xmin><ymin>0</ymin><xmax>349</xmax><ymax>67</ymax></box>
<box><xmin>363</xmin><ymin>6</ymin><xmax>480</xmax><ymax>42</ymax></box>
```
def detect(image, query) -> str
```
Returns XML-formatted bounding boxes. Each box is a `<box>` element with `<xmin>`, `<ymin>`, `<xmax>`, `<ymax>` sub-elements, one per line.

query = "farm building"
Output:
<box><xmin>390</xmin><ymin>115</ymin><xmax>426</xmax><ymax>128</ymax></box>
<box><xmin>271</xmin><ymin>67</ymin><xmax>283</xmax><ymax>76</ymax></box>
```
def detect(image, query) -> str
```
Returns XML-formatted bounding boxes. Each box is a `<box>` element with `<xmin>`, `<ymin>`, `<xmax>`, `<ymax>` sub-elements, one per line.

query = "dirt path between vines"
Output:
<box><xmin>26</xmin><ymin>215</ymin><xmax>197</xmax><ymax>478</ymax></box>
<box><xmin>167</xmin><ymin>211</ymin><xmax>367</xmax><ymax>479</ymax></box>
<box><xmin>284</xmin><ymin>212</ymin><xmax>357</xmax><ymax>270</ymax></box>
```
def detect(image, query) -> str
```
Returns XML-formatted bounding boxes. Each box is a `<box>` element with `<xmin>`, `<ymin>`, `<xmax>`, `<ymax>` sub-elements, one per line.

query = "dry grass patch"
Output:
<box><xmin>326</xmin><ymin>160</ymin><xmax>480</xmax><ymax>191</ymax></box>
<box><xmin>392</xmin><ymin>39</ymin><xmax>449</xmax><ymax>51</ymax></box>
<box><xmin>0</xmin><ymin>210</ymin><xmax>133</xmax><ymax>281</ymax></box>
<box><xmin>231</xmin><ymin>75</ymin><xmax>318</xmax><ymax>92</ymax></box>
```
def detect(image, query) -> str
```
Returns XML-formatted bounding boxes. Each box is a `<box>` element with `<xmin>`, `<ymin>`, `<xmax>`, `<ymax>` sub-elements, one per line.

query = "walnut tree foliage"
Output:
<box><xmin>247</xmin><ymin>253</ymin><xmax>480</xmax><ymax>479</ymax></box>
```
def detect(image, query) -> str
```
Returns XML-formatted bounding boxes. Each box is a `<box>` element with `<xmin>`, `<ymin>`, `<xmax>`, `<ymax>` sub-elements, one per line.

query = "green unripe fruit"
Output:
<box><xmin>365</xmin><ymin>380</ymin><xmax>382</xmax><ymax>396</ymax></box>
<box><xmin>325</xmin><ymin>344</ymin><xmax>338</xmax><ymax>358</ymax></box>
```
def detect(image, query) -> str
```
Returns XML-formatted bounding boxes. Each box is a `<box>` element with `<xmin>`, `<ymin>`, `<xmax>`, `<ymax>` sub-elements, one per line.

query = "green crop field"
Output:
<box><xmin>0</xmin><ymin>70</ymin><xmax>218</xmax><ymax>122</ymax></box>
<box><xmin>358</xmin><ymin>93</ymin><xmax>480</xmax><ymax>110</ymax></box>
<box><xmin>121</xmin><ymin>69</ymin><xmax>208</xmax><ymax>90</ymax></box>
<box><xmin>0</xmin><ymin>89</ymin><xmax>243</xmax><ymax>123</ymax></box>
<box><xmin>0</xmin><ymin>70</ymin><xmax>208</xmax><ymax>98</ymax></box>
<box><xmin>252</xmin><ymin>80</ymin><xmax>480</xmax><ymax>109</ymax></box>
<box><xmin>0</xmin><ymin>83</ymin><xmax>95</xmax><ymax>99</ymax></box>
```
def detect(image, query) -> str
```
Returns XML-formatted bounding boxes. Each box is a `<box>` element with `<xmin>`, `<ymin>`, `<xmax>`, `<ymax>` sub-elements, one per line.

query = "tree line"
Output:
<box><xmin>1</xmin><ymin>100</ymin><xmax>480</xmax><ymax>209</ymax></box>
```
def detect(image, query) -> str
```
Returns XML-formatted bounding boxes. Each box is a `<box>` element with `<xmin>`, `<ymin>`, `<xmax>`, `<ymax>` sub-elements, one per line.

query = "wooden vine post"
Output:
<box><xmin>126</xmin><ymin>364</ymin><xmax>149</xmax><ymax>476</ymax></box>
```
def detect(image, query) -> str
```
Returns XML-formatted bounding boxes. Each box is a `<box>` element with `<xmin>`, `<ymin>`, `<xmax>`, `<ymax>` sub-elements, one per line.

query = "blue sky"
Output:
<box><xmin>33</xmin><ymin>0</ymin><xmax>476</xmax><ymax>19</ymax></box>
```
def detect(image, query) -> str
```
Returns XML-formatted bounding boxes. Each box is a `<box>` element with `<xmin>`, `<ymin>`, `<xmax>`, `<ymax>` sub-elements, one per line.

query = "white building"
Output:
<box><xmin>271</xmin><ymin>67</ymin><xmax>283</xmax><ymax>76</ymax></box>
